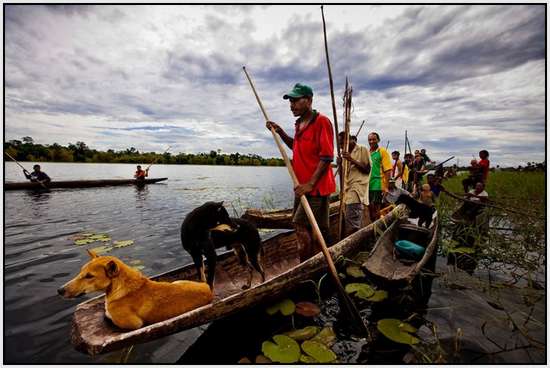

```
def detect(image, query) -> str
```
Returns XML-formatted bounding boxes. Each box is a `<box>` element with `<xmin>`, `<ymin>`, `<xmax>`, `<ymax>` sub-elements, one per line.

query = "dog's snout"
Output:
<box><xmin>57</xmin><ymin>287</ymin><xmax>65</xmax><ymax>296</ymax></box>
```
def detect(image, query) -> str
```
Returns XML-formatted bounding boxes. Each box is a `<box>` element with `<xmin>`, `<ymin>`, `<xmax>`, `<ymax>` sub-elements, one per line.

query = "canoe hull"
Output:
<box><xmin>4</xmin><ymin>178</ymin><xmax>168</xmax><ymax>190</ymax></box>
<box><xmin>70</xmin><ymin>206</ymin><xmax>401</xmax><ymax>355</ymax></box>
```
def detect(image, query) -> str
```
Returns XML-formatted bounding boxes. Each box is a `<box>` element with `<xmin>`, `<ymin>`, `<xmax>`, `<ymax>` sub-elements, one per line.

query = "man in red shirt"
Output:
<box><xmin>266</xmin><ymin>83</ymin><xmax>336</xmax><ymax>261</ymax></box>
<box><xmin>478</xmin><ymin>150</ymin><xmax>490</xmax><ymax>183</ymax></box>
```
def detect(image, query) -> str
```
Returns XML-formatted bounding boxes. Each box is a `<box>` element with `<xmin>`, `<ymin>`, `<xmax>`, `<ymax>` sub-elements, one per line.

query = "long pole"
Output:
<box><xmin>146</xmin><ymin>146</ymin><xmax>171</xmax><ymax>171</ymax></box>
<box><xmin>355</xmin><ymin>120</ymin><xmax>365</xmax><ymax>138</ymax></box>
<box><xmin>242</xmin><ymin>66</ymin><xmax>368</xmax><ymax>336</ymax></box>
<box><xmin>338</xmin><ymin>78</ymin><xmax>352</xmax><ymax>241</ymax></box>
<box><xmin>404</xmin><ymin>130</ymin><xmax>407</xmax><ymax>156</ymax></box>
<box><xmin>5</xmin><ymin>152</ymin><xmax>49</xmax><ymax>189</ymax></box>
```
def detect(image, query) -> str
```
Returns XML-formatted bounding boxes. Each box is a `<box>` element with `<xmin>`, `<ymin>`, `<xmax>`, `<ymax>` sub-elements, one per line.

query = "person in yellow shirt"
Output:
<box><xmin>337</xmin><ymin>133</ymin><xmax>371</xmax><ymax>235</ymax></box>
<box><xmin>367</xmin><ymin>132</ymin><xmax>392</xmax><ymax>221</ymax></box>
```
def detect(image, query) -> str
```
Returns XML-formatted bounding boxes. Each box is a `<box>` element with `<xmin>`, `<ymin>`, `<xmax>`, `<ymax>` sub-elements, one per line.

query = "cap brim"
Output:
<box><xmin>283</xmin><ymin>93</ymin><xmax>303</xmax><ymax>100</ymax></box>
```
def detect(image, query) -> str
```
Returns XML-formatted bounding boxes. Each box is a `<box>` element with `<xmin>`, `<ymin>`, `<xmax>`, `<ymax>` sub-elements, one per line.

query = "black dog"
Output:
<box><xmin>180</xmin><ymin>201</ymin><xmax>236</xmax><ymax>288</ymax></box>
<box><xmin>211</xmin><ymin>218</ymin><xmax>266</xmax><ymax>289</ymax></box>
<box><xmin>180</xmin><ymin>202</ymin><xmax>265</xmax><ymax>290</ymax></box>
<box><xmin>395</xmin><ymin>194</ymin><xmax>435</xmax><ymax>228</ymax></box>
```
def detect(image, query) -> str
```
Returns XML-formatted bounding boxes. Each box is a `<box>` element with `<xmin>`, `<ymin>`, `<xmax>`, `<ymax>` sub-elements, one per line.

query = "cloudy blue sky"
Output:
<box><xmin>4</xmin><ymin>4</ymin><xmax>546</xmax><ymax>166</ymax></box>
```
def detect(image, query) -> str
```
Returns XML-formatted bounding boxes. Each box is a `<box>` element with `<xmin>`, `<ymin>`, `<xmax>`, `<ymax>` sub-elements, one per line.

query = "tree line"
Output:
<box><xmin>4</xmin><ymin>137</ymin><xmax>285</xmax><ymax>167</ymax></box>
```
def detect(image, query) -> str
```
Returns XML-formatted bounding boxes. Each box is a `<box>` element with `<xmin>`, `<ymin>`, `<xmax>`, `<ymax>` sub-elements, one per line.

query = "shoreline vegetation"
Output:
<box><xmin>4</xmin><ymin>137</ymin><xmax>285</xmax><ymax>167</ymax></box>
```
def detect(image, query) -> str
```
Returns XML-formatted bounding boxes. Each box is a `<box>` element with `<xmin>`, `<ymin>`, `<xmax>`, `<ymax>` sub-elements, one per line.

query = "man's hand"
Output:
<box><xmin>23</xmin><ymin>169</ymin><xmax>30</xmax><ymax>175</ymax></box>
<box><xmin>294</xmin><ymin>182</ymin><xmax>314</xmax><ymax>197</ymax></box>
<box><xmin>266</xmin><ymin>121</ymin><xmax>282</xmax><ymax>134</ymax></box>
<box><xmin>342</xmin><ymin>152</ymin><xmax>354</xmax><ymax>163</ymax></box>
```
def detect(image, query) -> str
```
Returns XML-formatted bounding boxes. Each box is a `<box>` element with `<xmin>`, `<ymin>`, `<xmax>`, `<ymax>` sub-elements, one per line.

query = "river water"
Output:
<box><xmin>3</xmin><ymin>162</ymin><xmax>294</xmax><ymax>363</ymax></box>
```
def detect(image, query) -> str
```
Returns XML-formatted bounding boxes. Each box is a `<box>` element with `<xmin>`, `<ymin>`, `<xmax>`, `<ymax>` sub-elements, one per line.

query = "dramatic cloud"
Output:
<box><xmin>4</xmin><ymin>4</ymin><xmax>545</xmax><ymax>166</ymax></box>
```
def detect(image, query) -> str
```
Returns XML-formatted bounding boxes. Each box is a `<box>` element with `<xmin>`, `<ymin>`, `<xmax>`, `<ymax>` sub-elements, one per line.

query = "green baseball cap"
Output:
<box><xmin>283</xmin><ymin>83</ymin><xmax>314</xmax><ymax>99</ymax></box>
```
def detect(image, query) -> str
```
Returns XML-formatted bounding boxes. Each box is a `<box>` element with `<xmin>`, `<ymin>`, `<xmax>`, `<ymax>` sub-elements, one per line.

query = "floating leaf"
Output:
<box><xmin>346</xmin><ymin>265</ymin><xmax>366</xmax><ymax>278</ymax></box>
<box><xmin>300</xmin><ymin>354</ymin><xmax>319</xmax><ymax>363</ymax></box>
<box><xmin>367</xmin><ymin>290</ymin><xmax>388</xmax><ymax>302</ymax></box>
<box><xmin>113</xmin><ymin>240</ymin><xmax>134</xmax><ymax>248</ymax></box>
<box><xmin>310</xmin><ymin>327</ymin><xmax>336</xmax><ymax>347</ymax></box>
<box><xmin>254</xmin><ymin>355</ymin><xmax>271</xmax><ymax>363</ymax></box>
<box><xmin>88</xmin><ymin>234</ymin><xmax>111</xmax><ymax>242</ymax></box>
<box><xmin>132</xmin><ymin>265</ymin><xmax>145</xmax><ymax>271</ymax></box>
<box><xmin>284</xmin><ymin>326</ymin><xmax>320</xmax><ymax>341</ymax></box>
<box><xmin>377</xmin><ymin>319</ymin><xmax>420</xmax><ymax>345</ymax></box>
<box><xmin>266</xmin><ymin>298</ymin><xmax>295</xmax><ymax>316</ymax></box>
<box><xmin>345</xmin><ymin>283</ymin><xmax>375</xmax><ymax>299</ymax></box>
<box><xmin>338</xmin><ymin>273</ymin><xmax>347</xmax><ymax>279</ymax></box>
<box><xmin>74</xmin><ymin>238</ymin><xmax>96</xmax><ymax>246</ymax></box>
<box><xmin>129</xmin><ymin>259</ymin><xmax>143</xmax><ymax>265</ymax></box>
<box><xmin>89</xmin><ymin>245</ymin><xmax>113</xmax><ymax>255</ymax></box>
<box><xmin>295</xmin><ymin>302</ymin><xmax>321</xmax><ymax>317</ymax></box>
<box><xmin>261</xmin><ymin>335</ymin><xmax>300</xmax><ymax>363</ymax></box>
<box><xmin>301</xmin><ymin>340</ymin><xmax>337</xmax><ymax>363</ymax></box>
<box><xmin>237</xmin><ymin>357</ymin><xmax>251</xmax><ymax>364</ymax></box>
<box><xmin>353</xmin><ymin>251</ymin><xmax>370</xmax><ymax>264</ymax></box>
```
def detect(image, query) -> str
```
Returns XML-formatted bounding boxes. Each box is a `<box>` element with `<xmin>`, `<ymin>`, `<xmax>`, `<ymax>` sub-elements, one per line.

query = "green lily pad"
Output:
<box><xmin>367</xmin><ymin>290</ymin><xmax>388</xmax><ymax>302</ymax></box>
<box><xmin>310</xmin><ymin>326</ymin><xmax>336</xmax><ymax>347</ymax></box>
<box><xmin>89</xmin><ymin>245</ymin><xmax>113</xmax><ymax>255</ymax></box>
<box><xmin>449</xmin><ymin>247</ymin><xmax>475</xmax><ymax>254</ymax></box>
<box><xmin>301</xmin><ymin>340</ymin><xmax>337</xmax><ymax>363</ymax></box>
<box><xmin>353</xmin><ymin>251</ymin><xmax>371</xmax><ymax>264</ymax></box>
<box><xmin>345</xmin><ymin>283</ymin><xmax>375</xmax><ymax>299</ymax></box>
<box><xmin>295</xmin><ymin>302</ymin><xmax>321</xmax><ymax>317</ymax></box>
<box><xmin>88</xmin><ymin>234</ymin><xmax>111</xmax><ymax>242</ymax></box>
<box><xmin>113</xmin><ymin>240</ymin><xmax>134</xmax><ymax>248</ymax></box>
<box><xmin>300</xmin><ymin>354</ymin><xmax>319</xmax><ymax>363</ymax></box>
<box><xmin>261</xmin><ymin>335</ymin><xmax>301</xmax><ymax>363</ymax></box>
<box><xmin>346</xmin><ymin>265</ymin><xmax>366</xmax><ymax>278</ymax></box>
<box><xmin>284</xmin><ymin>326</ymin><xmax>320</xmax><ymax>341</ymax></box>
<box><xmin>74</xmin><ymin>238</ymin><xmax>97</xmax><ymax>246</ymax></box>
<box><xmin>377</xmin><ymin>319</ymin><xmax>420</xmax><ymax>345</ymax></box>
<box><xmin>266</xmin><ymin>298</ymin><xmax>295</xmax><ymax>316</ymax></box>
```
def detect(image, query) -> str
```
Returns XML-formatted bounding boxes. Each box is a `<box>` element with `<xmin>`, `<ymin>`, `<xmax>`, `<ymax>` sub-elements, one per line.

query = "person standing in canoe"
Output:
<box><xmin>23</xmin><ymin>164</ymin><xmax>51</xmax><ymax>184</ymax></box>
<box><xmin>266</xmin><ymin>83</ymin><xmax>336</xmax><ymax>262</ymax></box>
<box><xmin>134</xmin><ymin>165</ymin><xmax>148</xmax><ymax>181</ymax></box>
<box><xmin>367</xmin><ymin>132</ymin><xmax>392</xmax><ymax>221</ymax></box>
<box><xmin>391</xmin><ymin>151</ymin><xmax>404</xmax><ymax>188</ymax></box>
<box><xmin>337</xmin><ymin>132</ymin><xmax>371</xmax><ymax>236</ymax></box>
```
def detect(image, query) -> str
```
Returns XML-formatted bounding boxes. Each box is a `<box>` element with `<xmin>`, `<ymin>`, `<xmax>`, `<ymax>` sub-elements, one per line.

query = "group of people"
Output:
<box><xmin>265</xmin><ymin>82</ymin><xmax>475</xmax><ymax>262</ymax></box>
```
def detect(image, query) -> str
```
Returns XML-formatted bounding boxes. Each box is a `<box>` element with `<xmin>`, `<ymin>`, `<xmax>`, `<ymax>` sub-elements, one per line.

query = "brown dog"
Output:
<box><xmin>58</xmin><ymin>250</ymin><xmax>213</xmax><ymax>330</ymax></box>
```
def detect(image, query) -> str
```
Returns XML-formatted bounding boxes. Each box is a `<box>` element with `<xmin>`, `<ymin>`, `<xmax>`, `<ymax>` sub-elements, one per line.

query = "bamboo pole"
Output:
<box><xmin>355</xmin><ymin>120</ymin><xmax>365</xmax><ymax>138</ymax></box>
<box><xmin>338</xmin><ymin>78</ymin><xmax>352</xmax><ymax>241</ymax></box>
<box><xmin>404</xmin><ymin>130</ymin><xmax>407</xmax><ymax>156</ymax></box>
<box><xmin>145</xmin><ymin>146</ymin><xmax>171</xmax><ymax>171</ymax></box>
<box><xmin>5</xmin><ymin>152</ymin><xmax>49</xmax><ymax>189</ymax></box>
<box><xmin>242</xmin><ymin>66</ymin><xmax>368</xmax><ymax>336</ymax></box>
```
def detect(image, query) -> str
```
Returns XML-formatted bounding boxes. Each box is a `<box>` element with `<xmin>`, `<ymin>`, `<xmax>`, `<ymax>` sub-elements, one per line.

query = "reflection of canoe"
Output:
<box><xmin>364</xmin><ymin>212</ymin><xmax>438</xmax><ymax>282</ymax></box>
<box><xmin>70</xmin><ymin>206</ymin><xmax>402</xmax><ymax>356</ymax></box>
<box><xmin>242</xmin><ymin>200</ymin><xmax>340</xmax><ymax>229</ymax></box>
<box><xmin>4</xmin><ymin>178</ymin><xmax>168</xmax><ymax>190</ymax></box>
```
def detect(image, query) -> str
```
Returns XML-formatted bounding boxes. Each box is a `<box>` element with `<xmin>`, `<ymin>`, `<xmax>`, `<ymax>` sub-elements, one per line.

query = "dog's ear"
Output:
<box><xmin>105</xmin><ymin>260</ymin><xmax>119</xmax><ymax>278</ymax></box>
<box><xmin>217</xmin><ymin>201</ymin><xmax>224</xmax><ymax>211</ymax></box>
<box><xmin>87</xmin><ymin>249</ymin><xmax>98</xmax><ymax>259</ymax></box>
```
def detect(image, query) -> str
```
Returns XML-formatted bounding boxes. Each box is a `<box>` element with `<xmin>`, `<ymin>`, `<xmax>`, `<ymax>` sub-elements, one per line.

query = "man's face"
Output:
<box><xmin>368</xmin><ymin>134</ymin><xmax>378</xmax><ymax>148</ymax></box>
<box><xmin>392</xmin><ymin>153</ymin><xmax>398</xmax><ymax>160</ymax></box>
<box><xmin>475</xmin><ymin>183</ymin><xmax>484</xmax><ymax>193</ymax></box>
<box><xmin>289</xmin><ymin>97</ymin><xmax>311</xmax><ymax>117</ymax></box>
<box><xmin>34</xmin><ymin>166</ymin><xmax>40</xmax><ymax>173</ymax></box>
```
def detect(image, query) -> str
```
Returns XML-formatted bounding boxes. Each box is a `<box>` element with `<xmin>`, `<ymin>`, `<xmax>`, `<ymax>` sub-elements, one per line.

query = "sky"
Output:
<box><xmin>3</xmin><ymin>4</ymin><xmax>546</xmax><ymax>166</ymax></box>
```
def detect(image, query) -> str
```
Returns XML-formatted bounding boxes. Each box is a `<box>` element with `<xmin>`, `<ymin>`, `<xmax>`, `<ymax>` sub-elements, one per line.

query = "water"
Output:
<box><xmin>3</xmin><ymin>162</ymin><xmax>294</xmax><ymax>364</ymax></box>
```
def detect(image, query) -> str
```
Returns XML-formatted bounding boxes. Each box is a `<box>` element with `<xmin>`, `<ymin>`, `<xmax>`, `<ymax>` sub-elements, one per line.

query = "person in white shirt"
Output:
<box><xmin>383</xmin><ymin>178</ymin><xmax>411</xmax><ymax>205</ymax></box>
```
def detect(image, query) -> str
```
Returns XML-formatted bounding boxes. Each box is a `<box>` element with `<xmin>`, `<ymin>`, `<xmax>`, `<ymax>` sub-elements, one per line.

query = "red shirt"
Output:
<box><xmin>292</xmin><ymin>111</ymin><xmax>336</xmax><ymax>196</ymax></box>
<box><xmin>478</xmin><ymin>159</ymin><xmax>490</xmax><ymax>182</ymax></box>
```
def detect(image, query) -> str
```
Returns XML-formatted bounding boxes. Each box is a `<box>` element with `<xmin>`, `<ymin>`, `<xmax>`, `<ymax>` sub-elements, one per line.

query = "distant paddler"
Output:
<box><xmin>5</xmin><ymin>152</ymin><xmax>51</xmax><ymax>187</ymax></box>
<box><xmin>265</xmin><ymin>83</ymin><xmax>336</xmax><ymax>262</ymax></box>
<box><xmin>134</xmin><ymin>165</ymin><xmax>148</xmax><ymax>182</ymax></box>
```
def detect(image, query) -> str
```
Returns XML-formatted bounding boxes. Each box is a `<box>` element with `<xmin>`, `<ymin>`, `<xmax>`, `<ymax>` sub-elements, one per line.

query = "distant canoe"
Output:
<box><xmin>4</xmin><ymin>178</ymin><xmax>168</xmax><ymax>191</ymax></box>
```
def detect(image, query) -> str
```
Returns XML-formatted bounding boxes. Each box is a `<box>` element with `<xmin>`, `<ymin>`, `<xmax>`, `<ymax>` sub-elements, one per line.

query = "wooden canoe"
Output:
<box><xmin>70</xmin><ymin>205</ymin><xmax>403</xmax><ymax>356</ymax></box>
<box><xmin>363</xmin><ymin>211</ymin><xmax>439</xmax><ymax>282</ymax></box>
<box><xmin>242</xmin><ymin>200</ymin><xmax>340</xmax><ymax>229</ymax></box>
<box><xmin>4</xmin><ymin>178</ymin><xmax>168</xmax><ymax>190</ymax></box>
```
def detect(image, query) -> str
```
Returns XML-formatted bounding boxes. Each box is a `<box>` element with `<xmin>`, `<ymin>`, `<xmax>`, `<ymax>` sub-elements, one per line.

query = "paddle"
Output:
<box><xmin>355</xmin><ymin>120</ymin><xmax>365</xmax><ymax>138</ymax></box>
<box><xmin>242</xmin><ymin>66</ymin><xmax>369</xmax><ymax>337</ymax></box>
<box><xmin>5</xmin><ymin>152</ymin><xmax>49</xmax><ymax>189</ymax></box>
<box><xmin>145</xmin><ymin>146</ymin><xmax>171</xmax><ymax>172</ymax></box>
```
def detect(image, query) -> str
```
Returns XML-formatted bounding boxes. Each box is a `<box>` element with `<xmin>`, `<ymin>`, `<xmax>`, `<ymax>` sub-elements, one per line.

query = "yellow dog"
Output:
<box><xmin>58</xmin><ymin>250</ymin><xmax>213</xmax><ymax>330</ymax></box>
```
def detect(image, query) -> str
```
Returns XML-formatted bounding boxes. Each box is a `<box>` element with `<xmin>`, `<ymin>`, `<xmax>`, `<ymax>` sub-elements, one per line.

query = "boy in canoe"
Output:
<box><xmin>23</xmin><ymin>164</ymin><xmax>51</xmax><ymax>184</ymax></box>
<box><xmin>266</xmin><ymin>83</ymin><xmax>336</xmax><ymax>262</ymax></box>
<box><xmin>134</xmin><ymin>165</ymin><xmax>149</xmax><ymax>181</ymax></box>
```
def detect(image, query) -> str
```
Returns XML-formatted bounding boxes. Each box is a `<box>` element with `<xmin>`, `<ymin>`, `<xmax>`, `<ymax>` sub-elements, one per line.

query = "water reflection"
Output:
<box><xmin>135</xmin><ymin>184</ymin><xmax>150</xmax><ymax>204</ymax></box>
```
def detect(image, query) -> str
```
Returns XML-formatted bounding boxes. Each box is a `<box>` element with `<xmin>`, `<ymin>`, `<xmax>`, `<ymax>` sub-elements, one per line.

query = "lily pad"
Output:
<box><xmin>310</xmin><ymin>327</ymin><xmax>336</xmax><ymax>347</ymax></box>
<box><xmin>353</xmin><ymin>251</ymin><xmax>371</xmax><ymax>264</ymax></box>
<box><xmin>113</xmin><ymin>240</ymin><xmax>134</xmax><ymax>248</ymax></box>
<box><xmin>261</xmin><ymin>335</ymin><xmax>301</xmax><ymax>363</ymax></box>
<box><xmin>377</xmin><ymin>319</ymin><xmax>420</xmax><ymax>345</ymax></box>
<box><xmin>89</xmin><ymin>245</ymin><xmax>113</xmax><ymax>255</ymax></box>
<box><xmin>266</xmin><ymin>298</ymin><xmax>295</xmax><ymax>316</ymax></box>
<box><xmin>346</xmin><ymin>265</ymin><xmax>366</xmax><ymax>278</ymax></box>
<box><xmin>345</xmin><ymin>283</ymin><xmax>375</xmax><ymax>299</ymax></box>
<box><xmin>74</xmin><ymin>238</ymin><xmax>97</xmax><ymax>246</ymax></box>
<box><xmin>284</xmin><ymin>326</ymin><xmax>320</xmax><ymax>341</ymax></box>
<box><xmin>295</xmin><ymin>302</ymin><xmax>321</xmax><ymax>317</ymax></box>
<box><xmin>300</xmin><ymin>354</ymin><xmax>319</xmax><ymax>363</ymax></box>
<box><xmin>367</xmin><ymin>290</ymin><xmax>388</xmax><ymax>302</ymax></box>
<box><xmin>301</xmin><ymin>340</ymin><xmax>337</xmax><ymax>363</ymax></box>
<box><xmin>88</xmin><ymin>234</ymin><xmax>111</xmax><ymax>242</ymax></box>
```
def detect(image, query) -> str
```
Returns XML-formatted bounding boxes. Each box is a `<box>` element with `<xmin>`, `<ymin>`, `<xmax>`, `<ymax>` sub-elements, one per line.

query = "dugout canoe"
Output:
<box><xmin>363</xmin><ymin>211</ymin><xmax>439</xmax><ymax>282</ymax></box>
<box><xmin>70</xmin><ymin>205</ymin><xmax>404</xmax><ymax>356</ymax></box>
<box><xmin>241</xmin><ymin>200</ymin><xmax>340</xmax><ymax>229</ymax></box>
<box><xmin>4</xmin><ymin>178</ymin><xmax>168</xmax><ymax>190</ymax></box>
